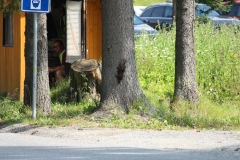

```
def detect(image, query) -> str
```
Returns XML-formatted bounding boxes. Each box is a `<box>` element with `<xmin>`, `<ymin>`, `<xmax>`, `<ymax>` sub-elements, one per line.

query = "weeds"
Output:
<box><xmin>0</xmin><ymin>22</ymin><xmax>240</xmax><ymax>130</ymax></box>
<box><xmin>0</xmin><ymin>93</ymin><xmax>27</xmax><ymax>124</ymax></box>
<box><xmin>135</xmin><ymin>22</ymin><xmax>240</xmax><ymax>129</ymax></box>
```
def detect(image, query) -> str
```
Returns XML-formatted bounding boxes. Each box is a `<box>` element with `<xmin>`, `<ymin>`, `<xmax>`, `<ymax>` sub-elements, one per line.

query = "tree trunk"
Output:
<box><xmin>99</xmin><ymin>0</ymin><xmax>156</xmax><ymax>116</ymax></box>
<box><xmin>24</xmin><ymin>13</ymin><xmax>51</xmax><ymax>114</ymax></box>
<box><xmin>174</xmin><ymin>0</ymin><xmax>199</xmax><ymax>104</ymax></box>
<box><xmin>172</xmin><ymin>0</ymin><xmax>176</xmax><ymax>21</ymax></box>
<box><xmin>24</xmin><ymin>13</ymin><xmax>34</xmax><ymax>107</ymax></box>
<box><xmin>70</xmin><ymin>59</ymin><xmax>101</xmax><ymax>102</ymax></box>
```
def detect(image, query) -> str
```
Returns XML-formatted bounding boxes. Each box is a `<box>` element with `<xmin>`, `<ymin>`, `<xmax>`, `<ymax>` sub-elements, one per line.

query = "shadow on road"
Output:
<box><xmin>0</xmin><ymin>146</ymin><xmax>239</xmax><ymax>160</ymax></box>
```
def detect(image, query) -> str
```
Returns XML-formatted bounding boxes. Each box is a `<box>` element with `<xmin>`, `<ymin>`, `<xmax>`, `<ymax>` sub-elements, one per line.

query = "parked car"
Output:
<box><xmin>220</xmin><ymin>0</ymin><xmax>240</xmax><ymax>19</ymax></box>
<box><xmin>196</xmin><ymin>3</ymin><xmax>240</xmax><ymax>26</ymax></box>
<box><xmin>139</xmin><ymin>2</ymin><xmax>240</xmax><ymax>30</ymax></box>
<box><xmin>134</xmin><ymin>6</ymin><xmax>146</xmax><ymax>16</ymax></box>
<box><xmin>139</xmin><ymin>2</ymin><xmax>173</xmax><ymax>30</ymax></box>
<box><xmin>134</xmin><ymin>14</ymin><xmax>157</xmax><ymax>38</ymax></box>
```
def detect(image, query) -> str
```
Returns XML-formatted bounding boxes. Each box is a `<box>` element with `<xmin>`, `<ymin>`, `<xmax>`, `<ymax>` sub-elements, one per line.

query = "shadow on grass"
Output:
<box><xmin>51</xmin><ymin>100</ymin><xmax>99</xmax><ymax>119</ymax></box>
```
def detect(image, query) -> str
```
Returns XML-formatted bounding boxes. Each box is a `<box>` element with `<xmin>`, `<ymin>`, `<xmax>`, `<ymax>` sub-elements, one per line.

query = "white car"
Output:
<box><xmin>134</xmin><ymin>6</ymin><xmax>146</xmax><ymax>16</ymax></box>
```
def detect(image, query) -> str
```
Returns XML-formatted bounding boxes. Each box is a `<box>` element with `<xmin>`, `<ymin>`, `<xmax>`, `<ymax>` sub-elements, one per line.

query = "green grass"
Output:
<box><xmin>134</xmin><ymin>22</ymin><xmax>240</xmax><ymax>130</ymax></box>
<box><xmin>0</xmin><ymin>22</ymin><xmax>240</xmax><ymax>130</ymax></box>
<box><xmin>134</xmin><ymin>0</ymin><xmax>165</xmax><ymax>6</ymax></box>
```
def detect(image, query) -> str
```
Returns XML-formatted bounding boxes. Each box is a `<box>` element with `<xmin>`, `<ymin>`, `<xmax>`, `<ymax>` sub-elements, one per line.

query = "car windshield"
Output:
<box><xmin>134</xmin><ymin>15</ymin><xmax>145</xmax><ymax>25</ymax></box>
<box><xmin>195</xmin><ymin>4</ymin><xmax>220</xmax><ymax>17</ymax></box>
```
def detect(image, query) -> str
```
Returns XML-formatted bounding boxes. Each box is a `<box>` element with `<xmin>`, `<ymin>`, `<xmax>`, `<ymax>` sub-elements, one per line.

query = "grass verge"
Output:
<box><xmin>0</xmin><ymin>22</ymin><xmax>240</xmax><ymax>131</ymax></box>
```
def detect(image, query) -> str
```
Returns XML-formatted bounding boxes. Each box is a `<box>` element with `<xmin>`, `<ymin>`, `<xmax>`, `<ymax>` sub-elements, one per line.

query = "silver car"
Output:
<box><xmin>140</xmin><ymin>2</ymin><xmax>240</xmax><ymax>30</ymax></box>
<box><xmin>196</xmin><ymin>3</ymin><xmax>240</xmax><ymax>26</ymax></box>
<box><xmin>134</xmin><ymin>15</ymin><xmax>157</xmax><ymax>38</ymax></box>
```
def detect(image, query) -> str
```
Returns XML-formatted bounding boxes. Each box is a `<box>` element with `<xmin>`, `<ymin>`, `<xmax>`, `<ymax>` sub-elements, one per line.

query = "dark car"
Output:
<box><xmin>139</xmin><ymin>2</ymin><xmax>240</xmax><ymax>30</ymax></box>
<box><xmin>139</xmin><ymin>3</ymin><xmax>173</xmax><ymax>30</ymax></box>
<box><xmin>220</xmin><ymin>1</ymin><xmax>240</xmax><ymax>19</ymax></box>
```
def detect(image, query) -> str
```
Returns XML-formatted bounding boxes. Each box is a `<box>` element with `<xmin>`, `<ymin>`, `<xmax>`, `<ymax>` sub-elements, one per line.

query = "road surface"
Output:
<box><xmin>0</xmin><ymin>124</ymin><xmax>239</xmax><ymax>160</ymax></box>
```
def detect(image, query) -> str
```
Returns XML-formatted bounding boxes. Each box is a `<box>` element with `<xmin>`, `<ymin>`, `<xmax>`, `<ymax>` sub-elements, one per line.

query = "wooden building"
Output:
<box><xmin>0</xmin><ymin>0</ymin><xmax>102</xmax><ymax>101</ymax></box>
<box><xmin>0</xmin><ymin>11</ymin><xmax>26</xmax><ymax>100</ymax></box>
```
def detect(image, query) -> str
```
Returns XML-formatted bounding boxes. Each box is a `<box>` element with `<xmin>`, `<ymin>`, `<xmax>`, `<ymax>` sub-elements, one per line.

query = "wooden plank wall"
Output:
<box><xmin>0</xmin><ymin>12</ymin><xmax>25</xmax><ymax>100</ymax></box>
<box><xmin>87</xmin><ymin>0</ymin><xmax>102</xmax><ymax>62</ymax></box>
<box><xmin>19</xmin><ymin>13</ymin><xmax>26</xmax><ymax>101</ymax></box>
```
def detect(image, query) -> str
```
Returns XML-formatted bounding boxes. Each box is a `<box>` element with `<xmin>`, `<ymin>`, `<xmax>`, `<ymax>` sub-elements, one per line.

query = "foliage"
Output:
<box><xmin>195</xmin><ymin>22</ymin><xmax>240</xmax><ymax>102</ymax></box>
<box><xmin>195</xmin><ymin>0</ymin><xmax>235</xmax><ymax>14</ymax></box>
<box><xmin>50</xmin><ymin>78</ymin><xmax>72</xmax><ymax>104</ymax></box>
<box><xmin>196</xmin><ymin>0</ymin><xmax>232</xmax><ymax>7</ymax></box>
<box><xmin>0</xmin><ymin>0</ymin><xmax>21</xmax><ymax>12</ymax></box>
<box><xmin>136</xmin><ymin>22</ymin><xmax>240</xmax><ymax>103</ymax></box>
<box><xmin>0</xmin><ymin>93</ymin><xmax>27</xmax><ymax>123</ymax></box>
<box><xmin>196</xmin><ymin>0</ymin><xmax>235</xmax><ymax>8</ymax></box>
<box><xmin>135</xmin><ymin>22</ymin><xmax>240</xmax><ymax>129</ymax></box>
<box><xmin>1</xmin><ymin>19</ymin><xmax>240</xmax><ymax>130</ymax></box>
<box><xmin>136</xmin><ymin>31</ymin><xmax>175</xmax><ymax>100</ymax></box>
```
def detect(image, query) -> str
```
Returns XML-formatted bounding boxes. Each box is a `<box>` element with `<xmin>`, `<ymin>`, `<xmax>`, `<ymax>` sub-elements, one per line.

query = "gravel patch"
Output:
<box><xmin>1</xmin><ymin>123</ymin><xmax>240</xmax><ymax>159</ymax></box>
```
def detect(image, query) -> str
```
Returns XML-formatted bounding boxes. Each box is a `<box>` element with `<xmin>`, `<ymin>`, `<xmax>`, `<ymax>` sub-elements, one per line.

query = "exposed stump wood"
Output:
<box><xmin>70</xmin><ymin>59</ymin><xmax>102</xmax><ymax>102</ymax></box>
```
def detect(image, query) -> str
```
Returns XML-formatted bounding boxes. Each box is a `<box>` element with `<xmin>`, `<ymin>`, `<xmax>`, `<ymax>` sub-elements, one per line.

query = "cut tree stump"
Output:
<box><xmin>69</xmin><ymin>58</ymin><xmax>102</xmax><ymax>102</ymax></box>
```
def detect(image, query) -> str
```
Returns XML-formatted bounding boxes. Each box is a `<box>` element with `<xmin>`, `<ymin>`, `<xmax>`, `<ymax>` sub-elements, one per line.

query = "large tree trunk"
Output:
<box><xmin>24</xmin><ymin>13</ymin><xmax>51</xmax><ymax>114</ymax></box>
<box><xmin>174</xmin><ymin>0</ymin><xmax>199</xmax><ymax>104</ymax></box>
<box><xmin>99</xmin><ymin>0</ymin><xmax>155</xmax><ymax>116</ymax></box>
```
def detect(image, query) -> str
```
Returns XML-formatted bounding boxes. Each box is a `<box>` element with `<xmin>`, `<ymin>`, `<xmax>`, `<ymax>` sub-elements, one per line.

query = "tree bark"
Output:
<box><xmin>24</xmin><ymin>13</ymin><xmax>51</xmax><ymax>114</ymax></box>
<box><xmin>24</xmin><ymin>13</ymin><xmax>34</xmax><ymax>107</ymax></box>
<box><xmin>174</xmin><ymin>0</ymin><xmax>199</xmax><ymax>104</ymax></box>
<box><xmin>70</xmin><ymin>59</ymin><xmax>101</xmax><ymax>102</ymax></box>
<box><xmin>99</xmin><ymin>0</ymin><xmax>156</xmax><ymax>116</ymax></box>
<box><xmin>172</xmin><ymin>0</ymin><xmax>176</xmax><ymax>21</ymax></box>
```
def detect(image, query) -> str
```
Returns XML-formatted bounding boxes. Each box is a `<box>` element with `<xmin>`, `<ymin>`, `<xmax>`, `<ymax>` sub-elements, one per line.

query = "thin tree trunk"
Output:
<box><xmin>36</xmin><ymin>13</ymin><xmax>51</xmax><ymax>114</ymax></box>
<box><xmin>24</xmin><ymin>13</ymin><xmax>51</xmax><ymax>114</ymax></box>
<box><xmin>172</xmin><ymin>0</ymin><xmax>176</xmax><ymax>22</ymax></box>
<box><xmin>99</xmin><ymin>0</ymin><xmax>156</xmax><ymax>116</ymax></box>
<box><xmin>24</xmin><ymin>13</ymin><xmax>34</xmax><ymax>107</ymax></box>
<box><xmin>174</xmin><ymin>0</ymin><xmax>199</xmax><ymax>104</ymax></box>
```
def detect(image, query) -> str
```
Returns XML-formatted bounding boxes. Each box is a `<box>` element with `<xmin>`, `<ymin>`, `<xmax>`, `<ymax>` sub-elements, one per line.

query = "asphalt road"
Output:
<box><xmin>0</xmin><ymin>127</ymin><xmax>240</xmax><ymax>160</ymax></box>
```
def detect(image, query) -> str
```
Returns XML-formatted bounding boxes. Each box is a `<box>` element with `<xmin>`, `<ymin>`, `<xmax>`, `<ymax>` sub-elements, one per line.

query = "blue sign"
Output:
<box><xmin>21</xmin><ymin>0</ymin><xmax>51</xmax><ymax>13</ymax></box>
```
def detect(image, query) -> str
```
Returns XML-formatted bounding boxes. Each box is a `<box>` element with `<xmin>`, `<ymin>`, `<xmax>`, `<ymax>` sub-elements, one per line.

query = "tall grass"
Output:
<box><xmin>136</xmin><ymin>31</ymin><xmax>175</xmax><ymax>100</ymax></box>
<box><xmin>135</xmin><ymin>22</ymin><xmax>240</xmax><ymax>129</ymax></box>
<box><xmin>136</xmin><ymin>23</ymin><xmax>240</xmax><ymax>103</ymax></box>
<box><xmin>195</xmin><ymin>24</ymin><xmax>240</xmax><ymax>102</ymax></box>
<box><xmin>1</xmin><ymin>22</ymin><xmax>240</xmax><ymax>130</ymax></box>
<box><xmin>0</xmin><ymin>93</ymin><xmax>26</xmax><ymax>124</ymax></box>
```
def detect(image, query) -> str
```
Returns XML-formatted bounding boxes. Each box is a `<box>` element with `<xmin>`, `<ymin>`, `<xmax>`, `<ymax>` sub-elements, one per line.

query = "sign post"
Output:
<box><xmin>21</xmin><ymin>0</ymin><xmax>51</xmax><ymax>119</ymax></box>
<box><xmin>32</xmin><ymin>12</ymin><xmax>37</xmax><ymax>120</ymax></box>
